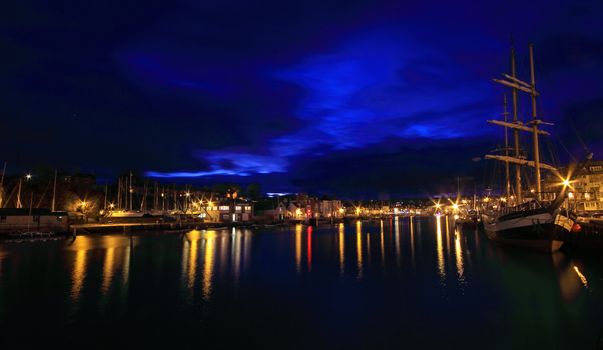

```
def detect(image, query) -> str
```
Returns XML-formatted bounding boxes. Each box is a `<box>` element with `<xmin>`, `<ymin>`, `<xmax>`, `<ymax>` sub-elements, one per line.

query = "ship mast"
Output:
<box><xmin>528</xmin><ymin>44</ymin><xmax>542</xmax><ymax>201</ymax></box>
<box><xmin>489</xmin><ymin>44</ymin><xmax>554</xmax><ymax>203</ymax></box>
<box><xmin>510</xmin><ymin>47</ymin><xmax>522</xmax><ymax>203</ymax></box>
<box><xmin>503</xmin><ymin>95</ymin><xmax>511</xmax><ymax>199</ymax></box>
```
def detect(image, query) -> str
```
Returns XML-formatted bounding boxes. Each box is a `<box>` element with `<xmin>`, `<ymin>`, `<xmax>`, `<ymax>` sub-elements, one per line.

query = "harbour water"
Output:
<box><xmin>0</xmin><ymin>217</ymin><xmax>602</xmax><ymax>349</ymax></box>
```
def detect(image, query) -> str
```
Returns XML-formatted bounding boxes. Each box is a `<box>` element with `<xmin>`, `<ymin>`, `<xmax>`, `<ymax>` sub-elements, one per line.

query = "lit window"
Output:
<box><xmin>235</xmin><ymin>206</ymin><xmax>242</xmax><ymax>211</ymax></box>
<box><xmin>219</xmin><ymin>206</ymin><xmax>229</xmax><ymax>211</ymax></box>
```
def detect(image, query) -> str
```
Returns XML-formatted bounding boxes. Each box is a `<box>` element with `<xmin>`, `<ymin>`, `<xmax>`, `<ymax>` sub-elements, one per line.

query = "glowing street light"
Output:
<box><xmin>25</xmin><ymin>173</ymin><xmax>32</xmax><ymax>180</ymax></box>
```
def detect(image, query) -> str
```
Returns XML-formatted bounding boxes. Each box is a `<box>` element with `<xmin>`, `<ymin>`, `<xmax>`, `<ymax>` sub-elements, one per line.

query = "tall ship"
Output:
<box><xmin>481</xmin><ymin>44</ymin><xmax>590</xmax><ymax>252</ymax></box>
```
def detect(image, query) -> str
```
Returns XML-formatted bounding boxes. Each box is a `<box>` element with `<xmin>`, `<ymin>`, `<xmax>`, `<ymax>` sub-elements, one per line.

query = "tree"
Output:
<box><xmin>246</xmin><ymin>183</ymin><xmax>261</xmax><ymax>199</ymax></box>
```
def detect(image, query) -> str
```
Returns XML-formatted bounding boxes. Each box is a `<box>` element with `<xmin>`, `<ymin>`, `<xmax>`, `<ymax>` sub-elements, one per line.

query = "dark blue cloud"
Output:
<box><xmin>1</xmin><ymin>0</ymin><xmax>602</xmax><ymax>195</ymax></box>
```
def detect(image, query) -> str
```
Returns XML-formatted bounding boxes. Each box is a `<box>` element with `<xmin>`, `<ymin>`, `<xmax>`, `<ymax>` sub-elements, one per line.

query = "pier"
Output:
<box><xmin>69</xmin><ymin>221</ymin><xmax>247</xmax><ymax>235</ymax></box>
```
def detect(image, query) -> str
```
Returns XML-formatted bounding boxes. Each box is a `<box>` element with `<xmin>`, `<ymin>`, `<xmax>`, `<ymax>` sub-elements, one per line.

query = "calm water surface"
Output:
<box><xmin>1</xmin><ymin>217</ymin><xmax>602</xmax><ymax>349</ymax></box>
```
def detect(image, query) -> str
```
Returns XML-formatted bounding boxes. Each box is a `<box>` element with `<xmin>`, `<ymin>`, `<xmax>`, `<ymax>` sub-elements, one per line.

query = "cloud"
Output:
<box><xmin>145</xmin><ymin>28</ymin><xmax>498</xmax><ymax>179</ymax></box>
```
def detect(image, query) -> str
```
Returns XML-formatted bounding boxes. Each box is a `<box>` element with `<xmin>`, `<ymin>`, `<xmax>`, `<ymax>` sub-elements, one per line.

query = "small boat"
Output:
<box><xmin>7</xmin><ymin>231</ymin><xmax>56</xmax><ymax>238</ymax></box>
<box><xmin>108</xmin><ymin>210</ymin><xmax>146</xmax><ymax>218</ymax></box>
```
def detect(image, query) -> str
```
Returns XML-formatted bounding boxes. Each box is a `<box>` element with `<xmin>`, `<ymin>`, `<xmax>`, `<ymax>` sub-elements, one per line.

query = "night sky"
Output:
<box><xmin>2</xmin><ymin>0</ymin><xmax>603</xmax><ymax>197</ymax></box>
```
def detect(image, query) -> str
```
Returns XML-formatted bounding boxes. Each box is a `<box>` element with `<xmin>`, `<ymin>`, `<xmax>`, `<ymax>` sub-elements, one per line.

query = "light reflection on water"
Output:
<box><xmin>356</xmin><ymin>220</ymin><xmax>363</xmax><ymax>280</ymax></box>
<box><xmin>436</xmin><ymin>215</ymin><xmax>446</xmax><ymax>284</ymax></box>
<box><xmin>454</xmin><ymin>227</ymin><xmax>466</xmax><ymax>290</ymax></box>
<box><xmin>338</xmin><ymin>223</ymin><xmax>344</xmax><ymax>275</ymax></box>
<box><xmin>0</xmin><ymin>217</ymin><xmax>601</xmax><ymax>349</ymax></box>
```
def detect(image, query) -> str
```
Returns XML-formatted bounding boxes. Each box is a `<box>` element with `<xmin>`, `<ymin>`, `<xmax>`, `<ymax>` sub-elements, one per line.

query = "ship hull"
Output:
<box><xmin>481</xmin><ymin>211</ymin><xmax>573</xmax><ymax>253</ymax></box>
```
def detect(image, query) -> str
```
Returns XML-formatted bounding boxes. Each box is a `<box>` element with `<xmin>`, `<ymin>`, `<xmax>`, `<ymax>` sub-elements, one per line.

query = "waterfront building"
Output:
<box><xmin>217</xmin><ymin>201</ymin><xmax>253</xmax><ymax>222</ymax></box>
<box><xmin>544</xmin><ymin>160</ymin><xmax>603</xmax><ymax>215</ymax></box>
<box><xmin>0</xmin><ymin>208</ymin><xmax>69</xmax><ymax>234</ymax></box>
<box><xmin>317</xmin><ymin>199</ymin><xmax>343</xmax><ymax>218</ymax></box>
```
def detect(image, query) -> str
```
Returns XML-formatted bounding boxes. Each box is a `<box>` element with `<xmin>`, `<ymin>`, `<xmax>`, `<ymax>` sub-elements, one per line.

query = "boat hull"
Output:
<box><xmin>481</xmin><ymin>211</ymin><xmax>573</xmax><ymax>252</ymax></box>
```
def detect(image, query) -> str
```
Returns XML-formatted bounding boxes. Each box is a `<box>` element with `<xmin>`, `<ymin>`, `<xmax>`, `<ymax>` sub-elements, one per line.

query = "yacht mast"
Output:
<box><xmin>117</xmin><ymin>177</ymin><xmax>122</xmax><ymax>209</ymax></box>
<box><xmin>129</xmin><ymin>171</ymin><xmax>133</xmax><ymax>211</ymax></box>
<box><xmin>51</xmin><ymin>170</ymin><xmax>57</xmax><ymax>212</ymax></box>
<box><xmin>16</xmin><ymin>178</ymin><xmax>22</xmax><ymax>208</ymax></box>
<box><xmin>0</xmin><ymin>162</ymin><xmax>6</xmax><ymax>208</ymax></box>
<box><xmin>104</xmin><ymin>183</ymin><xmax>108</xmax><ymax>210</ymax></box>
